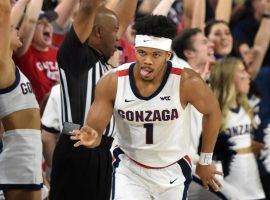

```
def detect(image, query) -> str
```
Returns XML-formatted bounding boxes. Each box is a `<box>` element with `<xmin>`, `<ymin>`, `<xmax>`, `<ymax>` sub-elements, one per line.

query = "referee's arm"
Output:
<box><xmin>111</xmin><ymin>0</ymin><xmax>138</xmax><ymax>38</ymax></box>
<box><xmin>73</xmin><ymin>0</ymin><xmax>106</xmax><ymax>43</ymax></box>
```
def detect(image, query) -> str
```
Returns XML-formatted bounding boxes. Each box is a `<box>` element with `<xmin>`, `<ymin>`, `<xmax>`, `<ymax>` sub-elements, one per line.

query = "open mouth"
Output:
<box><xmin>43</xmin><ymin>31</ymin><xmax>51</xmax><ymax>39</ymax></box>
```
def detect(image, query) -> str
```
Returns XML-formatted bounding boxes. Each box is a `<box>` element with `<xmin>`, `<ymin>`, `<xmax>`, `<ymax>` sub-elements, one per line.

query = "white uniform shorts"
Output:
<box><xmin>112</xmin><ymin>147</ymin><xmax>192</xmax><ymax>200</ymax></box>
<box><xmin>0</xmin><ymin>129</ymin><xmax>43</xmax><ymax>189</ymax></box>
<box><xmin>225</xmin><ymin>153</ymin><xmax>265</xmax><ymax>199</ymax></box>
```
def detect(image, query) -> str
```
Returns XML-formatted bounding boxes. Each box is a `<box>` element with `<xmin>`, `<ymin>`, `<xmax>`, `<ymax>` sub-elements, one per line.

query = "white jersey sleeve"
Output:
<box><xmin>41</xmin><ymin>84</ymin><xmax>61</xmax><ymax>133</ymax></box>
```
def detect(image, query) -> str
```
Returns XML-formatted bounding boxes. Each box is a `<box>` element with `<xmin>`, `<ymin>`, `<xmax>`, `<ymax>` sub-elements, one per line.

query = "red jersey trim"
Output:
<box><xmin>112</xmin><ymin>146</ymin><xmax>192</xmax><ymax>169</ymax></box>
<box><xmin>171</xmin><ymin>67</ymin><xmax>183</xmax><ymax>75</ymax></box>
<box><xmin>184</xmin><ymin>155</ymin><xmax>192</xmax><ymax>166</ymax></box>
<box><xmin>128</xmin><ymin>156</ymin><xmax>178</xmax><ymax>169</ymax></box>
<box><xmin>127</xmin><ymin>154</ymin><xmax>191</xmax><ymax>169</ymax></box>
<box><xmin>118</xmin><ymin>69</ymin><xmax>129</xmax><ymax>77</ymax></box>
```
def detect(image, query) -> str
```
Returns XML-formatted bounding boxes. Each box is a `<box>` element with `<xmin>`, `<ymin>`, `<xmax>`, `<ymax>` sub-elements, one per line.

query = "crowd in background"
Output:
<box><xmin>1</xmin><ymin>0</ymin><xmax>270</xmax><ymax>199</ymax></box>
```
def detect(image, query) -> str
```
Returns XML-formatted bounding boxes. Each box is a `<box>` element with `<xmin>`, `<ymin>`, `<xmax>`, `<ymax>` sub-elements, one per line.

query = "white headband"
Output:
<box><xmin>135</xmin><ymin>35</ymin><xmax>172</xmax><ymax>51</ymax></box>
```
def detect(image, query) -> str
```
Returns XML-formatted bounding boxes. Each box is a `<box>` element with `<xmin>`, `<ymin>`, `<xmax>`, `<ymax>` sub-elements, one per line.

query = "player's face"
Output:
<box><xmin>234</xmin><ymin>62</ymin><xmax>250</xmax><ymax>94</ymax></box>
<box><xmin>207</xmin><ymin>23</ymin><xmax>233</xmax><ymax>57</ymax></box>
<box><xmin>135</xmin><ymin>47</ymin><xmax>171</xmax><ymax>81</ymax></box>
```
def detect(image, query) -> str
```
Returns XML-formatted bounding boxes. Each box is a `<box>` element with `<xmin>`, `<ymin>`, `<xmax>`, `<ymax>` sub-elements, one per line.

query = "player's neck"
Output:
<box><xmin>133</xmin><ymin>64</ymin><xmax>167</xmax><ymax>97</ymax></box>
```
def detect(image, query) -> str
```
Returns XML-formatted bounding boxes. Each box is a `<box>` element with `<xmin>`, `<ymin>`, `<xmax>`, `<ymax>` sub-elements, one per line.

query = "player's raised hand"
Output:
<box><xmin>195</xmin><ymin>163</ymin><xmax>223</xmax><ymax>192</ymax></box>
<box><xmin>70</xmin><ymin>125</ymin><xmax>100</xmax><ymax>148</ymax></box>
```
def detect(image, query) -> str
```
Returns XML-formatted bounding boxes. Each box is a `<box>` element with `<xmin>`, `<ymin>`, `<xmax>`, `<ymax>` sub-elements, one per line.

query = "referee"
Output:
<box><xmin>49</xmin><ymin>0</ymin><xmax>137</xmax><ymax>200</ymax></box>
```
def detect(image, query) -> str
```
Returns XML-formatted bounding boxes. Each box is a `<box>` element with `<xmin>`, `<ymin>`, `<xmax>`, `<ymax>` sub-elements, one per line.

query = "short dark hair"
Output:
<box><xmin>204</xmin><ymin>19</ymin><xmax>229</xmax><ymax>37</ymax></box>
<box><xmin>172</xmin><ymin>28</ymin><xmax>202</xmax><ymax>60</ymax></box>
<box><xmin>133</xmin><ymin>15</ymin><xmax>177</xmax><ymax>40</ymax></box>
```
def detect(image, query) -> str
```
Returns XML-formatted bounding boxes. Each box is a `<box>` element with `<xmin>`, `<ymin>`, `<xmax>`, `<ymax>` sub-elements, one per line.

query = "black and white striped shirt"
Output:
<box><xmin>57</xmin><ymin>26</ymin><xmax>116</xmax><ymax>138</ymax></box>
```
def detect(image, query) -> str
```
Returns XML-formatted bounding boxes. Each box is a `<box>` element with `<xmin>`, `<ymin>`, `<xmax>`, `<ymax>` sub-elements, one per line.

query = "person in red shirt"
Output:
<box><xmin>13</xmin><ymin>0</ymin><xmax>59</xmax><ymax>104</ymax></box>
<box><xmin>14</xmin><ymin>34</ymin><xmax>59</xmax><ymax>103</ymax></box>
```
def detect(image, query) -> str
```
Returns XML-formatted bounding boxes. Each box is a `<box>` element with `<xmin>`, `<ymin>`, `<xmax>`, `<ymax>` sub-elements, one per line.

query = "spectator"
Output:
<box><xmin>172</xmin><ymin>28</ymin><xmax>242</xmax><ymax>200</ymax></box>
<box><xmin>13</xmin><ymin>0</ymin><xmax>59</xmax><ymax>104</ymax></box>
<box><xmin>232</xmin><ymin>0</ymin><xmax>270</xmax><ymax>67</ymax></box>
<box><xmin>210</xmin><ymin>57</ymin><xmax>266</xmax><ymax>199</ymax></box>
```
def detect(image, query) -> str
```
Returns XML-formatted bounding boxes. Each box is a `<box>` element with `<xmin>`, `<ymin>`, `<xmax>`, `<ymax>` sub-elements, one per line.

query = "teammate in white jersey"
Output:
<box><xmin>211</xmin><ymin>57</ymin><xmax>265</xmax><ymax>199</ymax></box>
<box><xmin>71</xmin><ymin>15</ymin><xmax>222</xmax><ymax>199</ymax></box>
<box><xmin>0</xmin><ymin>0</ymin><xmax>42</xmax><ymax>199</ymax></box>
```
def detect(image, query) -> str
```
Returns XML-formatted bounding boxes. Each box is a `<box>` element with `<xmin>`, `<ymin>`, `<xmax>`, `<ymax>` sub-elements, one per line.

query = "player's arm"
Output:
<box><xmin>70</xmin><ymin>71</ymin><xmax>117</xmax><ymax>148</ymax></box>
<box><xmin>180</xmin><ymin>68</ymin><xmax>222</xmax><ymax>191</ymax></box>
<box><xmin>73</xmin><ymin>0</ymin><xmax>105</xmax><ymax>43</ymax></box>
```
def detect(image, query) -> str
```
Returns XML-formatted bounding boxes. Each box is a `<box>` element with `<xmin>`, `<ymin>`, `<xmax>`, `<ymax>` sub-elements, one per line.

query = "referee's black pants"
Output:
<box><xmin>49</xmin><ymin>134</ymin><xmax>113</xmax><ymax>200</ymax></box>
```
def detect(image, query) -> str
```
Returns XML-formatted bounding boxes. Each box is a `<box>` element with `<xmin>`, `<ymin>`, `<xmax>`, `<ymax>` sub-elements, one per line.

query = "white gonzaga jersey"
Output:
<box><xmin>223</xmin><ymin>105</ymin><xmax>266</xmax><ymax>199</ymax></box>
<box><xmin>223</xmin><ymin>106</ymin><xmax>252</xmax><ymax>150</ymax></box>
<box><xmin>0</xmin><ymin>67</ymin><xmax>39</xmax><ymax>118</ymax></box>
<box><xmin>113</xmin><ymin>61</ymin><xmax>192</xmax><ymax>168</ymax></box>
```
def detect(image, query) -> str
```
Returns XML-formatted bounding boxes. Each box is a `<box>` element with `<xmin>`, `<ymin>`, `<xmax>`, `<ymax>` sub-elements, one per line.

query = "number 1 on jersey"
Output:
<box><xmin>143</xmin><ymin>123</ymin><xmax>153</xmax><ymax>144</ymax></box>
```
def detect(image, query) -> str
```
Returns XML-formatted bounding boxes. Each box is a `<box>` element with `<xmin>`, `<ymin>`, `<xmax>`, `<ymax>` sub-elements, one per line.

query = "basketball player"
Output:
<box><xmin>210</xmin><ymin>57</ymin><xmax>266</xmax><ymax>199</ymax></box>
<box><xmin>69</xmin><ymin>15</ymin><xmax>222</xmax><ymax>199</ymax></box>
<box><xmin>49</xmin><ymin>0</ymin><xmax>138</xmax><ymax>199</ymax></box>
<box><xmin>0</xmin><ymin>0</ymin><xmax>43</xmax><ymax>199</ymax></box>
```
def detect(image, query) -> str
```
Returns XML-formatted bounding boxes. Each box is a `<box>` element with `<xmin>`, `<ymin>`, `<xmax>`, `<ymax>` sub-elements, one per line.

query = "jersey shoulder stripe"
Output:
<box><xmin>118</xmin><ymin>69</ymin><xmax>129</xmax><ymax>77</ymax></box>
<box><xmin>171</xmin><ymin>67</ymin><xmax>183</xmax><ymax>75</ymax></box>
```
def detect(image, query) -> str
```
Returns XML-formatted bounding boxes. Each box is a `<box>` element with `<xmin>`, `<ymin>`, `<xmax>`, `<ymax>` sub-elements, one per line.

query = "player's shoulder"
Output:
<box><xmin>182</xmin><ymin>67</ymin><xmax>199</xmax><ymax>77</ymax></box>
<box><xmin>99</xmin><ymin>63</ymin><xmax>133</xmax><ymax>85</ymax></box>
<box><xmin>112</xmin><ymin>62</ymin><xmax>134</xmax><ymax>73</ymax></box>
<box><xmin>181</xmin><ymin>68</ymin><xmax>204</xmax><ymax>89</ymax></box>
<box><xmin>105</xmin><ymin>62</ymin><xmax>135</xmax><ymax>79</ymax></box>
<box><xmin>170</xmin><ymin>59</ymin><xmax>191</xmax><ymax>70</ymax></box>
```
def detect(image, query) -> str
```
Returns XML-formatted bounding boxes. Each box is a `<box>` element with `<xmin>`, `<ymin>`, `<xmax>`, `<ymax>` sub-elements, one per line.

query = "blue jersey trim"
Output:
<box><xmin>129</xmin><ymin>61</ymin><xmax>172</xmax><ymax>101</ymax></box>
<box><xmin>0</xmin><ymin>67</ymin><xmax>20</xmax><ymax>94</ymax></box>
<box><xmin>178</xmin><ymin>157</ymin><xmax>192</xmax><ymax>200</ymax></box>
